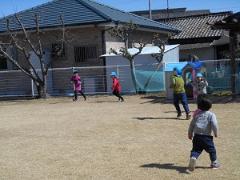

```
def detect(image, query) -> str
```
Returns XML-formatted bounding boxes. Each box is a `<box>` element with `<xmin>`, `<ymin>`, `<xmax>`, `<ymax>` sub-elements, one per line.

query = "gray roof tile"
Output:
<box><xmin>158</xmin><ymin>12</ymin><xmax>231</xmax><ymax>40</ymax></box>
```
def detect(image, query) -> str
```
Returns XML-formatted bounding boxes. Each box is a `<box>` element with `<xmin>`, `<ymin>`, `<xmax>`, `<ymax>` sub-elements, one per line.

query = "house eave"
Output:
<box><xmin>0</xmin><ymin>20</ymin><xmax>111</xmax><ymax>35</ymax></box>
<box><xmin>99</xmin><ymin>22</ymin><xmax>180</xmax><ymax>36</ymax></box>
<box><xmin>169</xmin><ymin>36</ymin><xmax>222</xmax><ymax>44</ymax></box>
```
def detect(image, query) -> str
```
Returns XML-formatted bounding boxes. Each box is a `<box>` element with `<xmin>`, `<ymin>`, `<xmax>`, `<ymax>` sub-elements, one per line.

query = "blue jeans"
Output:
<box><xmin>173</xmin><ymin>93</ymin><xmax>190</xmax><ymax>114</ymax></box>
<box><xmin>191</xmin><ymin>134</ymin><xmax>217</xmax><ymax>162</ymax></box>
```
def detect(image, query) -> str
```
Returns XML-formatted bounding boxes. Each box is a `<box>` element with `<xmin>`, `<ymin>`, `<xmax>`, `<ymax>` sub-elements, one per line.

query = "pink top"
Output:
<box><xmin>71</xmin><ymin>74</ymin><xmax>82</xmax><ymax>91</ymax></box>
<box><xmin>193</xmin><ymin>109</ymin><xmax>202</xmax><ymax>119</ymax></box>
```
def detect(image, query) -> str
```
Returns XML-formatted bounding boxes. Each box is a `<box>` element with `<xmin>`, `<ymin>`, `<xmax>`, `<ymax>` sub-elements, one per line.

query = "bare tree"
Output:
<box><xmin>109</xmin><ymin>22</ymin><xmax>137</xmax><ymax>49</ymax></box>
<box><xmin>108</xmin><ymin>23</ymin><xmax>166</xmax><ymax>93</ymax></box>
<box><xmin>143</xmin><ymin>34</ymin><xmax>166</xmax><ymax>91</ymax></box>
<box><xmin>0</xmin><ymin>14</ymin><xmax>65</xmax><ymax>98</ymax></box>
<box><xmin>110</xmin><ymin>42</ymin><xmax>145</xmax><ymax>93</ymax></box>
<box><xmin>109</xmin><ymin>22</ymin><xmax>143</xmax><ymax>92</ymax></box>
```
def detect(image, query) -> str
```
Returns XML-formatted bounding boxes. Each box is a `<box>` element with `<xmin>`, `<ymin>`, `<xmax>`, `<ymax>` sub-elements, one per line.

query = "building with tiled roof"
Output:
<box><xmin>0</xmin><ymin>0</ymin><xmax>179</xmax><ymax>70</ymax></box>
<box><xmin>157</xmin><ymin>12</ymin><xmax>233</xmax><ymax>61</ymax></box>
<box><xmin>132</xmin><ymin>8</ymin><xmax>234</xmax><ymax>61</ymax></box>
<box><xmin>161</xmin><ymin>12</ymin><xmax>231</xmax><ymax>44</ymax></box>
<box><xmin>0</xmin><ymin>0</ymin><xmax>181</xmax><ymax>95</ymax></box>
<box><xmin>0</xmin><ymin>0</ymin><xmax>179</xmax><ymax>33</ymax></box>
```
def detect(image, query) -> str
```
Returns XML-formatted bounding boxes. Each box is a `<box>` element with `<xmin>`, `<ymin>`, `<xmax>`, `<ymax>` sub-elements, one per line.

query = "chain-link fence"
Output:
<box><xmin>0</xmin><ymin>70</ymin><xmax>32</xmax><ymax>97</ymax></box>
<box><xmin>201</xmin><ymin>59</ymin><xmax>240</xmax><ymax>94</ymax></box>
<box><xmin>0</xmin><ymin>59</ymin><xmax>239</xmax><ymax>98</ymax></box>
<box><xmin>0</xmin><ymin>63</ymin><xmax>165</xmax><ymax>97</ymax></box>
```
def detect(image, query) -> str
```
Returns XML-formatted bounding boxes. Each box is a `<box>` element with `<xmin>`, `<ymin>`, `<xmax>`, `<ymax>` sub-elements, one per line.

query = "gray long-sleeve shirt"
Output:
<box><xmin>188</xmin><ymin>111</ymin><xmax>218</xmax><ymax>137</ymax></box>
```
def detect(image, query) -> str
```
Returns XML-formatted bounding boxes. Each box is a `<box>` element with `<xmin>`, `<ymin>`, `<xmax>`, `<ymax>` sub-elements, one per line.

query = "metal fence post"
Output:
<box><xmin>163</xmin><ymin>62</ymin><xmax>166</xmax><ymax>91</ymax></box>
<box><xmin>116</xmin><ymin>65</ymin><xmax>120</xmax><ymax>78</ymax></box>
<box><xmin>30</xmin><ymin>69</ymin><xmax>35</xmax><ymax>97</ymax></box>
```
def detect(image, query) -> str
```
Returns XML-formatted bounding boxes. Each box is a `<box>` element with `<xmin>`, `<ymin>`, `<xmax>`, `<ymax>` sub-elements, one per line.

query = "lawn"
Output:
<box><xmin>0</xmin><ymin>95</ymin><xmax>239</xmax><ymax>180</ymax></box>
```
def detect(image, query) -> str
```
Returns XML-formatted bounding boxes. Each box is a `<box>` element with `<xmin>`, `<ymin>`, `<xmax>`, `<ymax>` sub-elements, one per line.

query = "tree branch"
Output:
<box><xmin>6</xmin><ymin>18</ymin><xmax>41</xmax><ymax>80</ymax></box>
<box><xmin>0</xmin><ymin>45</ymin><xmax>38</xmax><ymax>81</ymax></box>
<box><xmin>15</xmin><ymin>14</ymin><xmax>40</xmax><ymax>57</ymax></box>
<box><xmin>33</xmin><ymin>14</ymin><xmax>45</xmax><ymax>80</ymax></box>
<box><xmin>34</xmin><ymin>14</ymin><xmax>43</xmax><ymax>57</ymax></box>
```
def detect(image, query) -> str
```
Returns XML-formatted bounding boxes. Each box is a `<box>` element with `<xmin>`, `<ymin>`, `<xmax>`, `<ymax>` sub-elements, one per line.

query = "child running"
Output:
<box><xmin>70</xmin><ymin>71</ymin><xmax>86</xmax><ymax>101</ymax></box>
<box><xmin>188</xmin><ymin>95</ymin><xmax>220</xmax><ymax>171</ymax></box>
<box><xmin>111</xmin><ymin>72</ymin><xmax>124</xmax><ymax>102</ymax></box>
<box><xmin>170</xmin><ymin>67</ymin><xmax>191</xmax><ymax>119</ymax></box>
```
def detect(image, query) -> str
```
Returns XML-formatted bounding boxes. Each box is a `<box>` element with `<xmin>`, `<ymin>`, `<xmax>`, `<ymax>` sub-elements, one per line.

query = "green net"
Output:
<box><xmin>135</xmin><ymin>70</ymin><xmax>165</xmax><ymax>92</ymax></box>
<box><xmin>201</xmin><ymin>60</ymin><xmax>240</xmax><ymax>94</ymax></box>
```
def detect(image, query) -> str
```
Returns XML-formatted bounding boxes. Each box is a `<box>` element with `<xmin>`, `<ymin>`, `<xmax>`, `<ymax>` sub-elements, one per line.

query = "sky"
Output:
<box><xmin>0</xmin><ymin>0</ymin><xmax>239</xmax><ymax>17</ymax></box>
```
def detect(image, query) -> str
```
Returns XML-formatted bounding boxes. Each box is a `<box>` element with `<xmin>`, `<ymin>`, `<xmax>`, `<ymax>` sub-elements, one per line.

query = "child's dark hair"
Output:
<box><xmin>197</xmin><ymin>95</ymin><xmax>212</xmax><ymax>111</ymax></box>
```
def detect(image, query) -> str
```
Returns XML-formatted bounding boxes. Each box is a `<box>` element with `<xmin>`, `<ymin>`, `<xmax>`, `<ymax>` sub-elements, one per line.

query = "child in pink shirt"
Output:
<box><xmin>71</xmin><ymin>71</ymin><xmax>86</xmax><ymax>101</ymax></box>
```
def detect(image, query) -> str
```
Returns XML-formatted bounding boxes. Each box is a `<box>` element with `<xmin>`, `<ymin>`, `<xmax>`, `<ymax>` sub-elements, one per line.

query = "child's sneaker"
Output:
<box><xmin>211</xmin><ymin>160</ymin><xmax>220</xmax><ymax>169</ymax></box>
<box><xmin>177</xmin><ymin>112</ymin><xmax>182</xmax><ymax>118</ymax></box>
<box><xmin>186</xmin><ymin>113</ymin><xmax>191</xmax><ymax>120</ymax></box>
<box><xmin>188</xmin><ymin>157</ymin><xmax>196</xmax><ymax>171</ymax></box>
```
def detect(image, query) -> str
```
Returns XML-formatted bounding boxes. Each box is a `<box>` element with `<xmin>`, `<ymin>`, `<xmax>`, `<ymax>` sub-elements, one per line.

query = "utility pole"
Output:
<box><xmin>167</xmin><ymin>0</ymin><xmax>170</xmax><ymax>20</ymax></box>
<box><xmin>149</xmin><ymin>0</ymin><xmax>152</xmax><ymax>19</ymax></box>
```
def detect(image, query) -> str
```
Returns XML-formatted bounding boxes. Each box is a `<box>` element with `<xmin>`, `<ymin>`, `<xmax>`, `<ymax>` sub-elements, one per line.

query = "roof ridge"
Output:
<box><xmin>81</xmin><ymin>0</ymin><xmax>132</xmax><ymax>24</ymax></box>
<box><xmin>158</xmin><ymin>11</ymin><xmax>232</xmax><ymax>21</ymax></box>
<box><xmin>81</xmin><ymin>0</ymin><xmax>179</xmax><ymax>31</ymax></box>
<box><xmin>76</xmin><ymin>0</ymin><xmax>112</xmax><ymax>21</ymax></box>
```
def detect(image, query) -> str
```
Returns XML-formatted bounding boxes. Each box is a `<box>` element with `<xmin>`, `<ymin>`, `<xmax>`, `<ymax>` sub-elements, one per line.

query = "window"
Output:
<box><xmin>74</xmin><ymin>46</ymin><xmax>97</xmax><ymax>62</ymax></box>
<box><xmin>0</xmin><ymin>50</ymin><xmax>7</xmax><ymax>70</ymax></box>
<box><xmin>0</xmin><ymin>56</ymin><xmax>7</xmax><ymax>70</ymax></box>
<box><xmin>52</xmin><ymin>43</ymin><xmax>65</xmax><ymax>57</ymax></box>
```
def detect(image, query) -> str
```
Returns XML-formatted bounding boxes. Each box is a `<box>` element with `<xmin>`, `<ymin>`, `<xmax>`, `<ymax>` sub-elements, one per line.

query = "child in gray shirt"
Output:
<box><xmin>192</xmin><ymin>73</ymin><xmax>208</xmax><ymax>99</ymax></box>
<box><xmin>188</xmin><ymin>95</ymin><xmax>220</xmax><ymax>171</ymax></box>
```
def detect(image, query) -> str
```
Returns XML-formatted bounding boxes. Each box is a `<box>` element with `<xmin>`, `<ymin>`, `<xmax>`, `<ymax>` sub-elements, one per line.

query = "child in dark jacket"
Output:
<box><xmin>111</xmin><ymin>72</ymin><xmax>124</xmax><ymax>102</ymax></box>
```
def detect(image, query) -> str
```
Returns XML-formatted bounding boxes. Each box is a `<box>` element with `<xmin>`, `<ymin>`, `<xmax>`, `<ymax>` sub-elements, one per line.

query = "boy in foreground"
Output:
<box><xmin>188</xmin><ymin>95</ymin><xmax>220</xmax><ymax>171</ymax></box>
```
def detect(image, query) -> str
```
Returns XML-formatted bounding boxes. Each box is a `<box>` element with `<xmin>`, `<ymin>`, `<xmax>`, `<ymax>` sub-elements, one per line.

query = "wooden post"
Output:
<box><xmin>229</xmin><ymin>30</ymin><xmax>238</xmax><ymax>98</ymax></box>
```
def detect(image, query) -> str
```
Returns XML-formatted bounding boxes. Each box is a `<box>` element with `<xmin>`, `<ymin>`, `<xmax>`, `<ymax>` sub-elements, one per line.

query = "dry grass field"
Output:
<box><xmin>0</xmin><ymin>95</ymin><xmax>239</xmax><ymax>180</ymax></box>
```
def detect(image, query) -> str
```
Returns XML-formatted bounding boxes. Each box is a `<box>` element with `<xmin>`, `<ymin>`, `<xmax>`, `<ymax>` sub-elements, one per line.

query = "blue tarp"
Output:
<box><xmin>164</xmin><ymin>62</ymin><xmax>188</xmax><ymax>72</ymax></box>
<box><xmin>164</xmin><ymin>61</ymin><xmax>203</xmax><ymax>72</ymax></box>
<box><xmin>187</xmin><ymin>61</ymin><xmax>203</xmax><ymax>69</ymax></box>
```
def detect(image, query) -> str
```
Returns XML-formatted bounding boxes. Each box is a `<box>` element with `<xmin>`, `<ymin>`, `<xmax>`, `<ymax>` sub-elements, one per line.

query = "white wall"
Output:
<box><xmin>164</xmin><ymin>46</ymin><xmax>179</xmax><ymax>63</ymax></box>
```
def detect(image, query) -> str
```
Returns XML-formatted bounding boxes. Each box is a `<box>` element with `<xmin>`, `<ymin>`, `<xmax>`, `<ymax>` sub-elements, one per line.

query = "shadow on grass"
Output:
<box><xmin>140</xmin><ymin>95</ymin><xmax>240</xmax><ymax>104</ymax></box>
<box><xmin>134</xmin><ymin>117</ymin><xmax>176</xmax><ymax>121</ymax></box>
<box><xmin>88</xmin><ymin>100</ymin><xmax>120</xmax><ymax>103</ymax></box>
<box><xmin>140</xmin><ymin>96</ymin><xmax>168</xmax><ymax>104</ymax></box>
<box><xmin>141</xmin><ymin>163</ymin><xmax>211</xmax><ymax>174</ymax></box>
<box><xmin>140</xmin><ymin>163</ymin><xmax>189</xmax><ymax>174</ymax></box>
<box><xmin>164</xmin><ymin>111</ymin><xmax>177</xmax><ymax>113</ymax></box>
<box><xmin>133</xmin><ymin>117</ymin><xmax>189</xmax><ymax>121</ymax></box>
